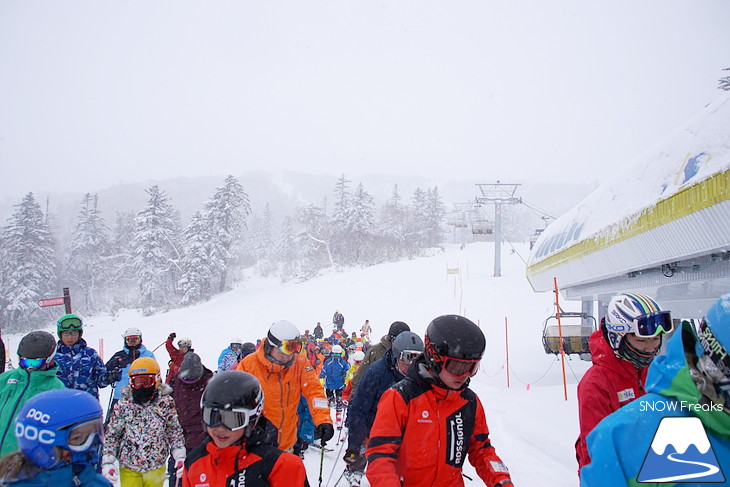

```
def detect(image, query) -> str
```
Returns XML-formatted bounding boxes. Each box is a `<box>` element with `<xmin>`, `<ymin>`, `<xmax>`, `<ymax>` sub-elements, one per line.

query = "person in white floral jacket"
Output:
<box><xmin>102</xmin><ymin>357</ymin><xmax>185</xmax><ymax>487</ymax></box>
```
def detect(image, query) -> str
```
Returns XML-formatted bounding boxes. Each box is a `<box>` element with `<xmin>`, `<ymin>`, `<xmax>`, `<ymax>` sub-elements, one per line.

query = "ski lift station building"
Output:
<box><xmin>527</xmin><ymin>93</ymin><xmax>730</xmax><ymax>323</ymax></box>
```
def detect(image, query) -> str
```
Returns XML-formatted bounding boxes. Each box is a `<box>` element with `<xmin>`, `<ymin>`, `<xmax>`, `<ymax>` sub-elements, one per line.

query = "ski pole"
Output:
<box><xmin>331</xmin><ymin>468</ymin><xmax>347</xmax><ymax>487</ymax></box>
<box><xmin>318</xmin><ymin>444</ymin><xmax>326</xmax><ymax>487</ymax></box>
<box><xmin>152</xmin><ymin>340</ymin><xmax>167</xmax><ymax>353</ymax></box>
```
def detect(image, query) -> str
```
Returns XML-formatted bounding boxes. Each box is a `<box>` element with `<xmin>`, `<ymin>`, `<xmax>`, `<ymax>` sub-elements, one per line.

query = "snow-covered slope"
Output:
<box><xmin>5</xmin><ymin>242</ymin><xmax>589</xmax><ymax>486</ymax></box>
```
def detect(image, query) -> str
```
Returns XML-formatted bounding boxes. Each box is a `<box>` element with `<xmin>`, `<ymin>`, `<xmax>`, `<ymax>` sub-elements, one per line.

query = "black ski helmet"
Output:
<box><xmin>18</xmin><ymin>331</ymin><xmax>57</xmax><ymax>360</ymax></box>
<box><xmin>201</xmin><ymin>370</ymin><xmax>264</xmax><ymax>437</ymax></box>
<box><xmin>424</xmin><ymin>315</ymin><xmax>486</xmax><ymax>372</ymax></box>
<box><xmin>388</xmin><ymin>321</ymin><xmax>410</xmax><ymax>339</ymax></box>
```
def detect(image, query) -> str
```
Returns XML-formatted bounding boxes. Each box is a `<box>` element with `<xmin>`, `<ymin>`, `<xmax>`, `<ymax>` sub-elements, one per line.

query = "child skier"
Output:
<box><xmin>182</xmin><ymin>370</ymin><xmax>307</xmax><ymax>486</ymax></box>
<box><xmin>102</xmin><ymin>357</ymin><xmax>185</xmax><ymax>487</ymax></box>
<box><xmin>366</xmin><ymin>315</ymin><xmax>513</xmax><ymax>487</ymax></box>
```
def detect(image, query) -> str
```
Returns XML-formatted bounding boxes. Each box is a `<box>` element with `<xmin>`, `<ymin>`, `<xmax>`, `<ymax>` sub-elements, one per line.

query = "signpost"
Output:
<box><xmin>37</xmin><ymin>287</ymin><xmax>72</xmax><ymax>314</ymax></box>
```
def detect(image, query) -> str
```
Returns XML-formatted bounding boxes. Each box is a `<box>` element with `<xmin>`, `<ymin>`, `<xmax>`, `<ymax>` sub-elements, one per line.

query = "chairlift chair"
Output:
<box><xmin>542</xmin><ymin>310</ymin><xmax>597</xmax><ymax>360</ymax></box>
<box><xmin>529</xmin><ymin>228</ymin><xmax>544</xmax><ymax>250</ymax></box>
<box><xmin>471</xmin><ymin>220</ymin><xmax>494</xmax><ymax>235</ymax></box>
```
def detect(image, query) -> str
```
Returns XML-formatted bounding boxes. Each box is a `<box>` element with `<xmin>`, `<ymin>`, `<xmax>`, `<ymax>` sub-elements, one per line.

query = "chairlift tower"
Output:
<box><xmin>475</xmin><ymin>182</ymin><xmax>522</xmax><ymax>277</ymax></box>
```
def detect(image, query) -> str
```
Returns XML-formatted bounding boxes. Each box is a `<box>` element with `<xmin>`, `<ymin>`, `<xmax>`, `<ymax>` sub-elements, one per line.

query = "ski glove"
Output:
<box><xmin>101</xmin><ymin>455</ymin><xmax>119</xmax><ymax>482</ymax></box>
<box><xmin>168</xmin><ymin>332</ymin><xmax>177</xmax><ymax>341</ymax></box>
<box><xmin>343</xmin><ymin>450</ymin><xmax>366</xmax><ymax>470</ymax></box>
<box><xmin>172</xmin><ymin>447</ymin><xmax>186</xmax><ymax>480</ymax></box>
<box><xmin>105</xmin><ymin>369</ymin><xmax>122</xmax><ymax>383</ymax></box>
<box><xmin>315</xmin><ymin>423</ymin><xmax>335</xmax><ymax>444</ymax></box>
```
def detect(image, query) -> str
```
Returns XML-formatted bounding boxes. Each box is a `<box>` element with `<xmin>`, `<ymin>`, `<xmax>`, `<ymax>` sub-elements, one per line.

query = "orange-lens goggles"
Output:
<box><xmin>126</xmin><ymin>335</ymin><xmax>141</xmax><ymax>343</ymax></box>
<box><xmin>443</xmin><ymin>358</ymin><xmax>480</xmax><ymax>378</ymax></box>
<box><xmin>278</xmin><ymin>340</ymin><xmax>303</xmax><ymax>355</ymax></box>
<box><xmin>130</xmin><ymin>374</ymin><xmax>157</xmax><ymax>389</ymax></box>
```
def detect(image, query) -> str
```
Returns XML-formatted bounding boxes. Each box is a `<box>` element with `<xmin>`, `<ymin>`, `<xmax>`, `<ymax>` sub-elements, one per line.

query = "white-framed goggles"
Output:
<box><xmin>202</xmin><ymin>406</ymin><xmax>257</xmax><ymax>432</ymax></box>
<box><xmin>59</xmin><ymin>418</ymin><xmax>104</xmax><ymax>452</ymax></box>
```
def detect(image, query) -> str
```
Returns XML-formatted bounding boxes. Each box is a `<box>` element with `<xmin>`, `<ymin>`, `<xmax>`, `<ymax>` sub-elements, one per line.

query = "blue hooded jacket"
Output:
<box><xmin>581</xmin><ymin>322</ymin><xmax>730</xmax><ymax>486</ymax></box>
<box><xmin>319</xmin><ymin>356</ymin><xmax>349</xmax><ymax>390</ymax></box>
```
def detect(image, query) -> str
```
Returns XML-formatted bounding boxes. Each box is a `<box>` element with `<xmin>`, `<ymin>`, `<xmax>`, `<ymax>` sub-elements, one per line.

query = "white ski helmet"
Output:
<box><xmin>604</xmin><ymin>292</ymin><xmax>671</xmax><ymax>366</ymax></box>
<box><xmin>332</xmin><ymin>345</ymin><xmax>344</xmax><ymax>356</ymax></box>
<box><xmin>231</xmin><ymin>337</ymin><xmax>243</xmax><ymax>345</ymax></box>
<box><xmin>352</xmin><ymin>350</ymin><xmax>365</xmax><ymax>362</ymax></box>
<box><xmin>123</xmin><ymin>327</ymin><xmax>142</xmax><ymax>338</ymax></box>
<box><xmin>267</xmin><ymin>320</ymin><xmax>301</xmax><ymax>348</ymax></box>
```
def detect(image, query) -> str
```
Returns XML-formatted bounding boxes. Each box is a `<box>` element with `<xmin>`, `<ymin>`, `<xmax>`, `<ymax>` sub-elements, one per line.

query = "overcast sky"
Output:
<box><xmin>1</xmin><ymin>1</ymin><xmax>728</xmax><ymax>199</ymax></box>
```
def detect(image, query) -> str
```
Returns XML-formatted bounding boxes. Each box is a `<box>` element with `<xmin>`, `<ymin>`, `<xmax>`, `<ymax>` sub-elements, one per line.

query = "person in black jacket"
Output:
<box><xmin>342</xmin><ymin>331</ymin><xmax>423</xmax><ymax>486</ymax></box>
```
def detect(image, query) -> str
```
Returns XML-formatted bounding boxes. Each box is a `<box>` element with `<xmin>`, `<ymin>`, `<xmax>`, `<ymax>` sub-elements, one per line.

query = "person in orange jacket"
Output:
<box><xmin>366</xmin><ymin>315</ymin><xmax>513</xmax><ymax>487</ymax></box>
<box><xmin>236</xmin><ymin>320</ymin><xmax>334</xmax><ymax>451</ymax></box>
<box><xmin>182</xmin><ymin>370</ymin><xmax>308</xmax><ymax>487</ymax></box>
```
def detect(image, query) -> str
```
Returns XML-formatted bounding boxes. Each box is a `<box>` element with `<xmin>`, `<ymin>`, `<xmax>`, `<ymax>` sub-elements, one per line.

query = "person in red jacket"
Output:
<box><xmin>182</xmin><ymin>370</ymin><xmax>308</xmax><ymax>487</ymax></box>
<box><xmin>165</xmin><ymin>333</ymin><xmax>192</xmax><ymax>383</ymax></box>
<box><xmin>366</xmin><ymin>315</ymin><xmax>513</xmax><ymax>487</ymax></box>
<box><xmin>575</xmin><ymin>292</ymin><xmax>673</xmax><ymax>474</ymax></box>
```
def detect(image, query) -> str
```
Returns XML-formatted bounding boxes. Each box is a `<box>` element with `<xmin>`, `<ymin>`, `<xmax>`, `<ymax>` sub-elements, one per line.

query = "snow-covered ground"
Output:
<box><xmin>5</xmin><ymin>241</ymin><xmax>591</xmax><ymax>486</ymax></box>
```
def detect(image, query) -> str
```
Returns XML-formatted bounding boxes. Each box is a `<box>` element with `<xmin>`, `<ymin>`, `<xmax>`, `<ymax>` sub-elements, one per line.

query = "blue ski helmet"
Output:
<box><xmin>15</xmin><ymin>389</ymin><xmax>104</xmax><ymax>469</ymax></box>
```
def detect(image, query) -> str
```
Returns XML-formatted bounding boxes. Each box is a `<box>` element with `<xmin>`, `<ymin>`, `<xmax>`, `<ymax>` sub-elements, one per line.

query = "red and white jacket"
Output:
<box><xmin>575</xmin><ymin>329</ymin><xmax>648</xmax><ymax>471</ymax></box>
<box><xmin>366</xmin><ymin>357</ymin><xmax>512</xmax><ymax>487</ymax></box>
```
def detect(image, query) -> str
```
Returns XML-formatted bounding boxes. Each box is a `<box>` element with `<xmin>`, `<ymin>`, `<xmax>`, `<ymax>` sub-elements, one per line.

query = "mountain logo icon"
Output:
<box><xmin>638</xmin><ymin>416</ymin><xmax>725</xmax><ymax>483</ymax></box>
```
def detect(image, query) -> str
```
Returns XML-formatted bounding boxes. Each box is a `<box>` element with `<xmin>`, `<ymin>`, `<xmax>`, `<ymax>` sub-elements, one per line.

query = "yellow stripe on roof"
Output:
<box><xmin>527</xmin><ymin>168</ymin><xmax>730</xmax><ymax>279</ymax></box>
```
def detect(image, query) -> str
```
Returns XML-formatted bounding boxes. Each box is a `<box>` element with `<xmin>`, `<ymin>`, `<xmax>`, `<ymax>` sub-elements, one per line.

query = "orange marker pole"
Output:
<box><xmin>554</xmin><ymin>277</ymin><xmax>568</xmax><ymax>401</ymax></box>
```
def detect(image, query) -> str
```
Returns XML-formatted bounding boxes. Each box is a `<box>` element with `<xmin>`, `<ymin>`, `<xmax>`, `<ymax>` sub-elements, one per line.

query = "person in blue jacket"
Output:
<box><xmin>54</xmin><ymin>314</ymin><xmax>118</xmax><ymax>399</ymax></box>
<box><xmin>104</xmin><ymin>327</ymin><xmax>155</xmax><ymax>420</ymax></box>
<box><xmin>0</xmin><ymin>388</ymin><xmax>112</xmax><ymax>486</ymax></box>
<box><xmin>342</xmin><ymin>331</ymin><xmax>424</xmax><ymax>486</ymax></box>
<box><xmin>582</xmin><ymin>293</ymin><xmax>730</xmax><ymax>487</ymax></box>
<box><xmin>319</xmin><ymin>344</ymin><xmax>349</xmax><ymax>407</ymax></box>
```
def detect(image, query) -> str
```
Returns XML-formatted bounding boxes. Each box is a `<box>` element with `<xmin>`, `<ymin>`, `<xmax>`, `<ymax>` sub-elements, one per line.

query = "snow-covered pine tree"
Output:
<box><xmin>204</xmin><ymin>175</ymin><xmax>251</xmax><ymax>292</ymax></box>
<box><xmin>424</xmin><ymin>186</ymin><xmax>446</xmax><ymax>247</ymax></box>
<box><xmin>178</xmin><ymin>210</ymin><xmax>214</xmax><ymax>305</ymax></box>
<box><xmin>407</xmin><ymin>187</ymin><xmax>429</xmax><ymax>250</ymax></box>
<box><xmin>348</xmin><ymin>182</ymin><xmax>376</xmax><ymax>264</ymax></box>
<box><xmin>132</xmin><ymin>185</ymin><xmax>182</xmax><ymax>308</ymax></box>
<box><xmin>720</xmin><ymin>67</ymin><xmax>730</xmax><ymax>91</ymax></box>
<box><xmin>0</xmin><ymin>193</ymin><xmax>56</xmax><ymax>331</ymax></box>
<box><xmin>106</xmin><ymin>211</ymin><xmax>137</xmax><ymax>310</ymax></box>
<box><xmin>294</xmin><ymin>203</ymin><xmax>334</xmax><ymax>278</ymax></box>
<box><xmin>64</xmin><ymin>193</ymin><xmax>111</xmax><ymax>313</ymax></box>
<box><xmin>275</xmin><ymin>216</ymin><xmax>297</xmax><ymax>282</ymax></box>
<box><xmin>378</xmin><ymin>184</ymin><xmax>410</xmax><ymax>259</ymax></box>
<box><xmin>331</xmin><ymin>174</ymin><xmax>352</xmax><ymax>264</ymax></box>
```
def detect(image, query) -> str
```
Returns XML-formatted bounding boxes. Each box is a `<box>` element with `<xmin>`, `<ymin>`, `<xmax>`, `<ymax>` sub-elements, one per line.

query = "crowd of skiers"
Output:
<box><xmin>1</xmin><ymin>291</ymin><xmax>729</xmax><ymax>486</ymax></box>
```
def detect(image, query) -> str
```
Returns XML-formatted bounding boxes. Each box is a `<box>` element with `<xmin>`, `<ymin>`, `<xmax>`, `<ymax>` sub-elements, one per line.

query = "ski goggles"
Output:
<box><xmin>230</xmin><ymin>343</ymin><xmax>242</xmax><ymax>350</ymax></box>
<box><xmin>399</xmin><ymin>350</ymin><xmax>421</xmax><ymax>365</ymax></box>
<box><xmin>633</xmin><ymin>310</ymin><xmax>674</xmax><ymax>338</ymax></box>
<box><xmin>61</xmin><ymin>418</ymin><xmax>105</xmax><ymax>452</ymax></box>
<box><xmin>202</xmin><ymin>406</ymin><xmax>257</xmax><ymax>431</ymax></box>
<box><xmin>19</xmin><ymin>356</ymin><xmax>54</xmax><ymax>370</ymax></box>
<box><xmin>125</xmin><ymin>335</ymin><xmax>141</xmax><ymax>344</ymax></box>
<box><xmin>442</xmin><ymin>357</ymin><xmax>481</xmax><ymax>379</ymax></box>
<box><xmin>177</xmin><ymin>339</ymin><xmax>192</xmax><ymax>348</ymax></box>
<box><xmin>130</xmin><ymin>374</ymin><xmax>158</xmax><ymax>389</ymax></box>
<box><xmin>58</xmin><ymin>317</ymin><xmax>82</xmax><ymax>331</ymax></box>
<box><xmin>276</xmin><ymin>339</ymin><xmax>303</xmax><ymax>355</ymax></box>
